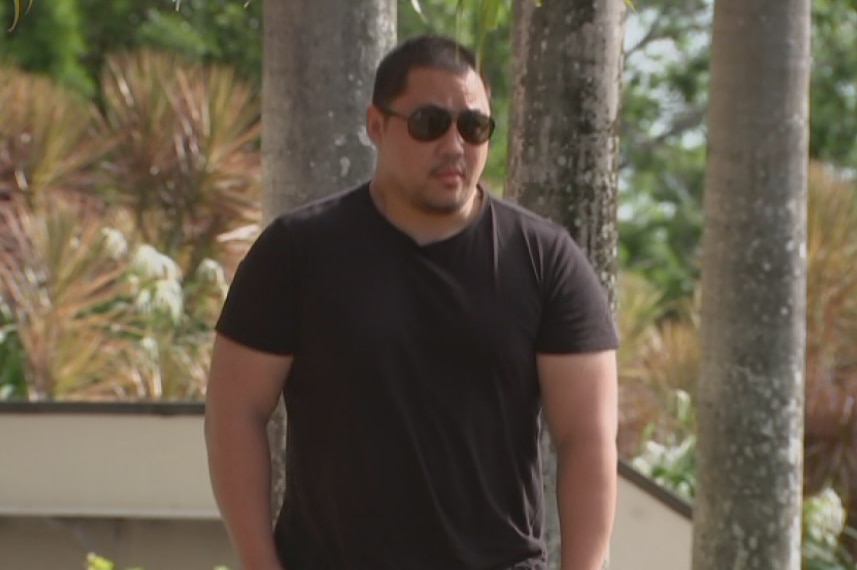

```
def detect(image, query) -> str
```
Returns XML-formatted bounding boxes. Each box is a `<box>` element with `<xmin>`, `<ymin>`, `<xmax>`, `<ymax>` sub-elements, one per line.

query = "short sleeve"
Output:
<box><xmin>215</xmin><ymin>219</ymin><xmax>299</xmax><ymax>355</ymax></box>
<box><xmin>535</xmin><ymin>230</ymin><xmax>619</xmax><ymax>354</ymax></box>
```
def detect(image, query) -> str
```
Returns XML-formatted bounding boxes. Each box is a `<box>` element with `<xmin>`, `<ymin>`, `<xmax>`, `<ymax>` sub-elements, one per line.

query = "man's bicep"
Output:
<box><xmin>536</xmin><ymin>350</ymin><xmax>618</xmax><ymax>448</ymax></box>
<box><xmin>206</xmin><ymin>333</ymin><xmax>293</xmax><ymax>423</ymax></box>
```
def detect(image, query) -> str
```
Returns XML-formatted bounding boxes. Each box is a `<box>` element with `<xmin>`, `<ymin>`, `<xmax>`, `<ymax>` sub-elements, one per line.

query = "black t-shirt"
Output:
<box><xmin>216</xmin><ymin>183</ymin><xmax>618</xmax><ymax>570</ymax></box>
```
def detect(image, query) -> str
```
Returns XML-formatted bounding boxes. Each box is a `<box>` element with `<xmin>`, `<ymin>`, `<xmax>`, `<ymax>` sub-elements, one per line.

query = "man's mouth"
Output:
<box><xmin>433</xmin><ymin>165</ymin><xmax>465</xmax><ymax>180</ymax></box>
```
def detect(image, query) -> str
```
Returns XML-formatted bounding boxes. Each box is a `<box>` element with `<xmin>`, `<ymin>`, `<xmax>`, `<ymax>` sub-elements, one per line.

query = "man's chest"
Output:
<box><xmin>297</xmin><ymin>238</ymin><xmax>543</xmax><ymax>360</ymax></box>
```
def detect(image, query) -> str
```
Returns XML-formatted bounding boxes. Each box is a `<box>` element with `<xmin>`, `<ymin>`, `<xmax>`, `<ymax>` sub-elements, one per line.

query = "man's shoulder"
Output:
<box><xmin>244</xmin><ymin>183</ymin><xmax>371</xmax><ymax>259</ymax></box>
<box><xmin>264</xmin><ymin>182</ymin><xmax>370</xmax><ymax>241</ymax></box>
<box><xmin>274</xmin><ymin>182</ymin><xmax>369</xmax><ymax>225</ymax></box>
<box><xmin>487</xmin><ymin>191</ymin><xmax>569</xmax><ymax>241</ymax></box>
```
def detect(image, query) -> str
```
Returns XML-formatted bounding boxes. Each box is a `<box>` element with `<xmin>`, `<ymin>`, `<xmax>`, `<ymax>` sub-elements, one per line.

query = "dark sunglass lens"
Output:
<box><xmin>409</xmin><ymin>106</ymin><xmax>453</xmax><ymax>141</ymax></box>
<box><xmin>458</xmin><ymin>111</ymin><xmax>495</xmax><ymax>144</ymax></box>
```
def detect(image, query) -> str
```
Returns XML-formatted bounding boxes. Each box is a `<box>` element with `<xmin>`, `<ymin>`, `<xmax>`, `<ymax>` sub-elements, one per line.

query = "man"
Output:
<box><xmin>205</xmin><ymin>34</ymin><xmax>618</xmax><ymax>570</ymax></box>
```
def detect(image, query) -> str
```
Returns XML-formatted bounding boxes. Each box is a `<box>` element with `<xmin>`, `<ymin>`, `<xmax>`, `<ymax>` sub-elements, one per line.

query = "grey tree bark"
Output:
<box><xmin>507</xmin><ymin>0</ymin><xmax>625</xmax><ymax>567</ymax></box>
<box><xmin>508</xmin><ymin>0</ymin><xmax>624</xmax><ymax>314</ymax></box>
<box><xmin>261</xmin><ymin>0</ymin><xmax>396</xmax><ymax>522</ymax></box>
<box><xmin>692</xmin><ymin>1</ymin><xmax>811</xmax><ymax>569</ymax></box>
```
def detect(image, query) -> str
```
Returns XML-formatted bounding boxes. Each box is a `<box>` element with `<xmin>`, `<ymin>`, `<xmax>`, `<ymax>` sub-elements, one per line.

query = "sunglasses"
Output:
<box><xmin>379</xmin><ymin>104</ymin><xmax>496</xmax><ymax>145</ymax></box>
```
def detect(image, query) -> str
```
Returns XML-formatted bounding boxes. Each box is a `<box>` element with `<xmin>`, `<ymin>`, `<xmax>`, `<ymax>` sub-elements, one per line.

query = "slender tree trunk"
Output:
<box><xmin>692</xmin><ymin>1</ymin><xmax>811</xmax><ymax>569</ymax></box>
<box><xmin>261</xmin><ymin>0</ymin><xmax>396</xmax><ymax>522</ymax></box>
<box><xmin>262</xmin><ymin>0</ymin><xmax>396</xmax><ymax>215</ymax></box>
<box><xmin>508</xmin><ymin>0</ymin><xmax>624</xmax><ymax>313</ymax></box>
<box><xmin>508</xmin><ymin>1</ymin><xmax>625</xmax><ymax>567</ymax></box>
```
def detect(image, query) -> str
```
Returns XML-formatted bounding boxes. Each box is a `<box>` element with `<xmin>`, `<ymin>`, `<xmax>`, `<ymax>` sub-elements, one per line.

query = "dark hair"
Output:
<box><xmin>371</xmin><ymin>34</ymin><xmax>487</xmax><ymax>109</ymax></box>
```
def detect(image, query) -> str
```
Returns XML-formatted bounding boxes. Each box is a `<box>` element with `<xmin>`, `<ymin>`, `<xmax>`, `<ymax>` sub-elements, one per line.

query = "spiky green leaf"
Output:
<box><xmin>7</xmin><ymin>0</ymin><xmax>32</xmax><ymax>31</ymax></box>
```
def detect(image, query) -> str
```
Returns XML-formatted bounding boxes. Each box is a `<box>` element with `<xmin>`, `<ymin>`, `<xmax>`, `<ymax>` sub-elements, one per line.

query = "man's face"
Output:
<box><xmin>368</xmin><ymin>67</ymin><xmax>491</xmax><ymax>216</ymax></box>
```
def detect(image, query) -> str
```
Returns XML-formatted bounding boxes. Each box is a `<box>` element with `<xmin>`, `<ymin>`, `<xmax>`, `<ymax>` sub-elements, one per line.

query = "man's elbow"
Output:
<box><xmin>556</xmin><ymin>433</ymin><xmax>617</xmax><ymax>479</ymax></box>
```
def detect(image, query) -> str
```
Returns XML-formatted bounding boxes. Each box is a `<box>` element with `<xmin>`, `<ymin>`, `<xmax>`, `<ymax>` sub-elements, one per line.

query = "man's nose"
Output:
<box><xmin>437</xmin><ymin>121</ymin><xmax>465</xmax><ymax>154</ymax></box>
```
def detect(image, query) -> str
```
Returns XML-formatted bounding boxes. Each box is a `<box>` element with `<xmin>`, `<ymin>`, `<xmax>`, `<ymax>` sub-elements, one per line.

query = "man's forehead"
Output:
<box><xmin>401</xmin><ymin>67</ymin><xmax>490</xmax><ymax>107</ymax></box>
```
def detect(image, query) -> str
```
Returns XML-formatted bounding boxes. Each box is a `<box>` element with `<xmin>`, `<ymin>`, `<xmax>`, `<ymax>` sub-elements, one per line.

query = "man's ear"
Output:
<box><xmin>366</xmin><ymin>105</ymin><xmax>385</xmax><ymax>145</ymax></box>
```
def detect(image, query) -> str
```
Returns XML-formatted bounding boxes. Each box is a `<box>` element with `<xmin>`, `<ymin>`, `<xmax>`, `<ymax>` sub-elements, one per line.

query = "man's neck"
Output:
<box><xmin>369</xmin><ymin>182</ymin><xmax>484</xmax><ymax>246</ymax></box>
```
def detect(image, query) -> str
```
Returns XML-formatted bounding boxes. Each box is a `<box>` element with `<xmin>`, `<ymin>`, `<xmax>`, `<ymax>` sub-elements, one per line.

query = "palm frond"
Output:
<box><xmin>0</xmin><ymin>199</ymin><xmax>141</xmax><ymax>399</ymax></box>
<box><xmin>804</xmin><ymin>162</ymin><xmax>857</xmax><ymax>499</ymax></box>
<box><xmin>617</xmin><ymin>270</ymin><xmax>700</xmax><ymax>455</ymax></box>
<box><xmin>0</xmin><ymin>65</ymin><xmax>110</xmax><ymax>208</ymax></box>
<box><xmin>99</xmin><ymin>50</ymin><xmax>261</xmax><ymax>276</ymax></box>
<box><xmin>6</xmin><ymin>0</ymin><xmax>32</xmax><ymax>31</ymax></box>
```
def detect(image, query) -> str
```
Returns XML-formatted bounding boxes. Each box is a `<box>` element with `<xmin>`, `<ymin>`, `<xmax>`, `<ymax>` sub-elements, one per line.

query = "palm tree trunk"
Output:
<box><xmin>508</xmin><ymin>0</ymin><xmax>624</xmax><ymax>313</ymax></box>
<box><xmin>261</xmin><ymin>0</ymin><xmax>396</xmax><ymax>523</ymax></box>
<box><xmin>692</xmin><ymin>1</ymin><xmax>811</xmax><ymax>569</ymax></box>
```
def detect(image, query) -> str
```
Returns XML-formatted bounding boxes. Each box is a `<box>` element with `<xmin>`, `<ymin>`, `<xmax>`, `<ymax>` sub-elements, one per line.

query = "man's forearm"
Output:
<box><xmin>206</xmin><ymin>413</ymin><xmax>284</xmax><ymax>569</ymax></box>
<box><xmin>555</xmin><ymin>439</ymin><xmax>617</xmax><ymax>570</ymax></box>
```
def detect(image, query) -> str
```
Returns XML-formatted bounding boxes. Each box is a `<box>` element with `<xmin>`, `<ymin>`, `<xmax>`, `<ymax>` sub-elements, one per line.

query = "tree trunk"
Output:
<box><xmin>508</xmin><ymin>0</ymin><xmax>624</xmax><ymax>313</ymax></box>
<box><xmin>261</xmin><ymin>0</ymin><xmax>396</xmax><ymax>522</ymax></box>
<box><xmin>262</xmin><ymin>0</ymin><xmax>397</xmax><ymax>215</ymax></box>
<box><xmin>692</xmin><ymin>1</ymin><xmax>811</xmax><ymax>569</ymax></box>
<box><xmin>508</xmin><ymin>0</ymin><xmax>625</xmax><ymax>567</ymax></box>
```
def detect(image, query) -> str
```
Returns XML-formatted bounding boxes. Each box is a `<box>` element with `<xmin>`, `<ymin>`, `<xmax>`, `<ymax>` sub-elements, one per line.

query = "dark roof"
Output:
<box><xmin>0</xmin><ymin>400</ymin><xmax>205</xmax><ymax>416</ymax></box>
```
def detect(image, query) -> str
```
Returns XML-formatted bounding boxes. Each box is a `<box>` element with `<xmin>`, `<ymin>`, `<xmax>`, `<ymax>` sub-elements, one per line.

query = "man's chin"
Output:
<box><xmin>418</xmin><ymin>192</ymin><xmax>473</xmax><ymax>217</ymax></box>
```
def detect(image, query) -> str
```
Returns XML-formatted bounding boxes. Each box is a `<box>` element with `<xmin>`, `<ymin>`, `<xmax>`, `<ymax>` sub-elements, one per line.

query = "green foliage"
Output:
<box><xmin>0</xmin><ymin>63</ymin><xmax>106</xmax><ymax>399</ymax></box>
<box><xmin>0</xmin><ymin>55</ymin><xmax>255</xmax><ymax>400</ymax></box>
<box><xmin>810</xmin><ymin>0</ymin><xmax>857</xmax><ymax>167</ymax></box>
<box><xmin>803</xmin><ymin>163</ymin><xmax>857</xmax><ymax>506</ymax></box>
<box><xmin>5</xmin><ymin>0</ymin><xmax>30</xmax><ymax>31</ymax></box>
<box><xmin>472</xmin><ymin>0</ymin><xmax>505</xmax><ymax>66</ymax></box>
<box><xmin>8</xmin><ymin>0</ymin><xmax>857</xmax><ymax>307</ymax></box>
<box><xmin>618</xmin><ymin>142</ymin><xmax>706</xmax><ymax>305</ymax></box>
<box><xmin>619</xmin><ymin>0</ymin><xmax>857</xmax><ymax>306</ymax></box>
<box><xmin>0</xmin><ymin>306</ymin><xmax>26</xmax><ymax>399</ymax></box>
<box><xmin>97</xmin><ymin>49</ymin><xmax>261</xmax><ymax>276</ymax></box>
<box><xmin>117</xmin><ymin>0</ymin><xmax>262</xmax><ymax>85</ymax></box>
<box><xmin>0</xmin><ymin>65</ymin><xmax>108</xmax><ymax>206</ymax></box>
<box><xmin>631</xmin><ymin>413</ymin><xmax>696</xmax><ymax>501</ymax></box>
<box><xmin>616</xmin><ymin>269</ymin><xmax>700</xmax><ymax>456</ymax></box>
<box><xmin>86</xmin><ymin>553</ymin><xmax>143</xmax><ymax>570</ymax></box>
<box><xmin>803</xmin><ymin>490</ymin><xmax>857</xmax><ymax>570</ymax></box>
<box><xmin>0</xmin><ymin>194</ymin><xmax>231</xmax><ymax>400</ymax></box>
<box><xmin>0</xmin><ymin>199</ymin><xmax>140</xmax><ymax>399</ymax></box>
<box><xmin>2</xmin><ymin>0</ymin><xmax>261</xmax><ymax>97</ymax></box>
<box><xmin>621</xmin><ymin>165</ymin><xmax>857</xmax><ymax>566</ymax></box>
<box><xmin>618</xmin><ymin>0</ymin><xmax>711</xmax><ymax>306</ymax></box>
<box><xmin>632</xmin><ymin>430</ymin><xmax>857</xmax><ymax>570</ymax></box>
<box><xmin>0</xmin><ymin>0</ymin><xmax>91</xmax><ymax>94</ymax></box>
<box><xmin>626</xmin><ymin>374</ymin><xmax>857</xmax><ymax>570</ymax></box>
<box><xmin>124</xmin><ymin>241</ymin><xmax>230</xmax><ymax>399</ymax></box>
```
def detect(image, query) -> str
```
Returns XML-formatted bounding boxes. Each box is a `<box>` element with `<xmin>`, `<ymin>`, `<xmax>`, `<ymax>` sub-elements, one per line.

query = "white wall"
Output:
<box><xmin>0</xmin><ymin>409</ymin><xmax>218</xmax><ymax>518</ymax></box>
<box><xmin>610</xmin><ymin>468</ymin><xmax>692</xmax><ymax>570</ymax></box>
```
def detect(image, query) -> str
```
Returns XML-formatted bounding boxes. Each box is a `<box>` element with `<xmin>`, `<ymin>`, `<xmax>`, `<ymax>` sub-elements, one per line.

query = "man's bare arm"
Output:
<box><xmin>537</xmin><ymin>350</ymin><xmax>618</xmax><ymax>570</ymax></box>
<box><xmin>205</xmin><ymin>334</ymin><xmax>293</xmax><ymax>570</ymax></box>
